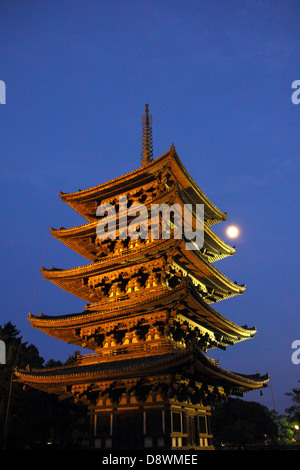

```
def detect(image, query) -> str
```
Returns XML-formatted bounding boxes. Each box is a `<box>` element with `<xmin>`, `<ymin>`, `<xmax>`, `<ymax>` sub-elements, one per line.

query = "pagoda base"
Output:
<box><xmin>90</xmin><ymin>396</ymin><xmax>213</xmax><ymax>450</ymax></box>
<box><xmin>14</xmin><ymin>347</ymin><xmax>268</xmax><ymax>450</ymax></box>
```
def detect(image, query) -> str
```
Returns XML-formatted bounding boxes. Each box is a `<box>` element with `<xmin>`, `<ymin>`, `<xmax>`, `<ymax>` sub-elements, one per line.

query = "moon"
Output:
<box><xmin>226</xmin><ymin>225</ymin><xmax>240</xmax><ymax>239</ymax></box>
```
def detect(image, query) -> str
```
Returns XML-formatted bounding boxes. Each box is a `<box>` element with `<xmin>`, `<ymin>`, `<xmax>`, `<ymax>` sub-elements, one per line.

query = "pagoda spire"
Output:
<box><xmin>141</xmin><ymin>103</ymin><xmax>153</xmax><ymax>167</ymax></box>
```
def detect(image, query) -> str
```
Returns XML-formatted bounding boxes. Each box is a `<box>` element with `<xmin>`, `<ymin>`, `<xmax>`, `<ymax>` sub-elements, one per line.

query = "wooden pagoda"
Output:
<box><xmin>15</xmin><ymin>105</ymin><xmax>268</xmax><ymax>450</ymax></box>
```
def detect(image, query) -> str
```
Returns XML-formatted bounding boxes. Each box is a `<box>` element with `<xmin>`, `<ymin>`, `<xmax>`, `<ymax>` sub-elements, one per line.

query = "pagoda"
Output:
<box><xmin>15</xmin><ymin>105</ymin><xmax>268</xmax><ymax>450</ymax></box>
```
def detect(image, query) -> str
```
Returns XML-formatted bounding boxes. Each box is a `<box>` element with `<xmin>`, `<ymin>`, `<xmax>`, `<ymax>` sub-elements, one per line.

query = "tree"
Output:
<box><xmin>285</xmin><ymin>382</ymin><xmax>300</xmax><ymax>423</ymax></box>
<box><xmin>285</xmin><ymin>382</ymin><xmax>300</xmax><ymax>444</ymax></box>
<box><xmin>0</xmin><ymin>323</ymin><xmax>89</xmax><ymax>449</ymax></box>
<box><xmin>211</xmin><ymin>397</ymin><xmax>278</xmax><ymax>448</ymax></box>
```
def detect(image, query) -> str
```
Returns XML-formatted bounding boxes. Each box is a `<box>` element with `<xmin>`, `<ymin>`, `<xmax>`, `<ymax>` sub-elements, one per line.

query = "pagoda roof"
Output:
<box><xmin>28</xmin><ymin>278</ymin><xmax>254</xmax><ymax>349</ymax></box>
<box><xmin>50</xmin><ymin>209</ymin><xmax>235</xmax><ymax>263</ymax></box>
<box><xmin>40</xmin><ymin>240</ymin><xmax>245</xmax><ymax>305</ymax></box>
<box><xmin>14</xmin><ymin>347</ymin><xmax>269</xmax><ymax>396</ymax></box>
<box><xmin>59</xmin><ymin>146</ymin><xmax>227</xmax><ymax>225</ymax></box>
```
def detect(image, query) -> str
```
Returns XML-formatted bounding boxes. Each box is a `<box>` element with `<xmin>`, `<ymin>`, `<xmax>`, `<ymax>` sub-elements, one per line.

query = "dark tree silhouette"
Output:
<box><xmin>0</xmin><ymin>322</ymin><xmax>89</xmax><ymax>449</ymax></box>
<box><xmin>211</xmin><ymin>397</ymin><xmax>278</xmax><ymax>449</ymax></box>
<box><xmin>285</xmin><ymin>381</ymin><xmax>300</xmax><ymax>423</ymax></box>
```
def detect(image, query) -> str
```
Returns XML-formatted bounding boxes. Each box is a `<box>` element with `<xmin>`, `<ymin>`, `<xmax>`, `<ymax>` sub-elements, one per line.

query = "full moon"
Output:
<box><xmin>226</xmin><ymin>225</ymin><xmax>240</xmax><ymax>239</ymax></box>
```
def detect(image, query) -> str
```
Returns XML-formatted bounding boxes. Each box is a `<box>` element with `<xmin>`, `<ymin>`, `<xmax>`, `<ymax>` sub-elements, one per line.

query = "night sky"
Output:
<box><xmin>0</xmin><ymin>1</ymin><xmax>299</xmax><ymax>414</ymax></box>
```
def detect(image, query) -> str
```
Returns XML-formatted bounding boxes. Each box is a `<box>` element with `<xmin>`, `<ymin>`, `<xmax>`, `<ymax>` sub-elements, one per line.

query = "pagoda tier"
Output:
<box><xmin>15</xmin><ymin>346</ymin><xmax>268</xmax><ymax>398</ymax></box>
<box><xmin>59</xmin><ymin>145</ymin><xmax>227</xmax><ymax>226</ymax></box>
<box><xmin>50</xmin><ymin>220</ymin><xmax>234</xmax><ymax>264</ymax></box>
<box><xmin>50</xmin><ymin>184</ymin><xmax>235</xmax><ymax>263</ymax></box>
<box><xmin>15</xmin><ymin>346</ymin><xmax>268</xmax><ymax>450</ymax></box>
<box><xmin>28</xmin><ymin>276</ymin><xmax>255</xmax><ymax>353</ymax></box>
<box><xmin>40</xmin><ymin>238</ymin><xmax>244</xmax><ymax>304</ymax></box>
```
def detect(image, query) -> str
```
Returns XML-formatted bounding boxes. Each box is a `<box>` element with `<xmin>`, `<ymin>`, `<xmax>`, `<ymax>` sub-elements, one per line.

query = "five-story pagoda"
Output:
<box><xmin>15</xmin><ymin>105</ymin><xmax>268</xmax><ymax>450</ymax></box>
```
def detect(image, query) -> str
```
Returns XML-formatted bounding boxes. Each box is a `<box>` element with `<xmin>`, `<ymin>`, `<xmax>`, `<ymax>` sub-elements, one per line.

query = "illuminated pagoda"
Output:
<box><xmin>15</xmin><ymin>105</ymin><xmax>268</xmax><ymax>450</ymax></box>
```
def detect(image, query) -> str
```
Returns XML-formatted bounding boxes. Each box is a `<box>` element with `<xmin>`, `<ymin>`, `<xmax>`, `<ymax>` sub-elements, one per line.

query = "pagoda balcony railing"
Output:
<box><xmin>75</xmin><ymin>340</ymin><xmax>183</xmax><ymax>365</ymax></box>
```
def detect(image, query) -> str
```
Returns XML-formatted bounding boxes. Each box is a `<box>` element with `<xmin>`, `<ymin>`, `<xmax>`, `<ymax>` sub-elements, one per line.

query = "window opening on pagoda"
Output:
<box><xmin>171</xmin><ymin>411</ymin><xmax>182</xmax><ymax>433</ymax></box>
<box><xmin>144</xmin><ymin>410</ymin><xmax>164</xmax><ymax>434</ymax></box>
<box><xmin>198</xmin><ymin>415</ymin><xmax>207</xmax><ymax>434</ymax></box>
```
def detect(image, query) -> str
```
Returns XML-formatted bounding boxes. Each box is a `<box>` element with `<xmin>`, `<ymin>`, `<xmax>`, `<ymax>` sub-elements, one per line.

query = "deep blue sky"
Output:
<box><xmin>0</xmin><ymin>0</ymin><xmax>299</xmax><ymax>414</ymax></box>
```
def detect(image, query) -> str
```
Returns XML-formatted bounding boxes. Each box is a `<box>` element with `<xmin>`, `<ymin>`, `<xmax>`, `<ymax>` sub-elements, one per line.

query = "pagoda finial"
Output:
<box><xmin>170</xmin><ymin>143</ymin><xmax>176</xmax><ymax>156</ymax></box>
<box><xmin>141</xmin><ymin>103</ymin><xmax>153</xmax><ymax>167</ymax></box>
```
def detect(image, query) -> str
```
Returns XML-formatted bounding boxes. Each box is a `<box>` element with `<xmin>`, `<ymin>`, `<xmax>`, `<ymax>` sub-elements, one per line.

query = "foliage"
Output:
<box><xmin>0</xmin><ymin>322</ymin><xmax>89</xmax><ymax>449</ymax></box>
<box><xmin>211</xmin><ymin>397</ymin><xmax>278</xmax><ymax>448</ymax></box>
<box><xmin>284</xmin><ymin>382</ymin><xmax>300</xmax><ymax>444</ymax></box>
<box><xmin>1</xmin><ymin>322</ymin><xmax>299</xmax><ymax>450</ymax></box>
<box><xmin>285</xmin><ymin>382</ymin><xmax>300</xmax><ymax>423</ymax></box>
<box><xmin>271</xmin><ymin>413</ymin><xmax>299</xmax><ymax>445</ymax></box>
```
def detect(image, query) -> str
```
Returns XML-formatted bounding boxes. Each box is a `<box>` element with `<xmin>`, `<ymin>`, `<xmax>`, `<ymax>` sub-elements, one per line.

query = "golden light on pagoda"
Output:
<box><xmin>226</xmin><ymin>225</ymin><xmax>240</xmax><ymax>239</ymax></box>
<box><xmin>15</xmin><ymin>105</ymin><xmax>269</xmax><ymax>451</ymax></box>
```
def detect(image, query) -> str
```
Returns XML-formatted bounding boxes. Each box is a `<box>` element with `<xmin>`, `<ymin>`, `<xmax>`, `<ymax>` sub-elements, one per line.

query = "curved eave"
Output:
<box><xmin>14</xmin><ymin>347</ymin><xmax>269</xmax><ymax>394</ymax></box>
<box><xmin>169</xmin><ymin>150</ymin><xmax>227</xmax><ymax>224</ymax></box>
<box><xmin>174</xmin><ymin>240</ymin><xmax>244</xmax><ymax>297</ymax></box>
<box><xmin>180</xmin><ymin>282</ymin><xmax>255</xmax><ymax>340</ymax></box>
<box><xmin>59</xmin><ymin>147</ymin><xmax>227</xmax><ymax>224</ymax></box>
